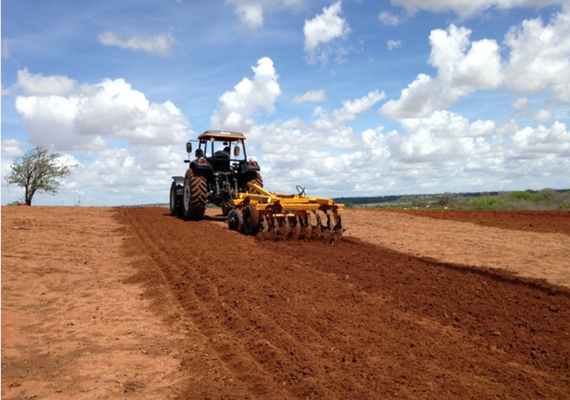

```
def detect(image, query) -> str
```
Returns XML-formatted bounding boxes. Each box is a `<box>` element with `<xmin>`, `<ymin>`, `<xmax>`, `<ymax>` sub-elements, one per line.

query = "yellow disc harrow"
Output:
<box><xmin>230</xmin><ymin>184</ymin><xmax>345</xmax><ymax>241</ymax></box>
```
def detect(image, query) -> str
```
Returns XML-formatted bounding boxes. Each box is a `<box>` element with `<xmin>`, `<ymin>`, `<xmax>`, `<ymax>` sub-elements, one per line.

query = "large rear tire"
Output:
<box><xmin>182</xmin><ymin>169</ymin><xmax>207</xmax><ymax>221</ymax></box>
<box><xmin>245</xmin><ymin>172</ymin><xmax>263</xmax><ymax>193</ymax></box>
<box><xmin>170</xmin><ymin>182</ymin><xmax>182</xmax><ymax>217</ymax></box>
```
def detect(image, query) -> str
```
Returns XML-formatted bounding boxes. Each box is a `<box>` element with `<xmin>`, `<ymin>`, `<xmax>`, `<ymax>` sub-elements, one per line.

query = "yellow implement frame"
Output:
<box><xmin>229</xmin><ymin>183</ymin><xmax>345</xmax><ymax>239</ymax></box>
<box><xmin>231</xmin><ymin>183</ymin><xmax>344</xmax><ymax>211</ymax></box>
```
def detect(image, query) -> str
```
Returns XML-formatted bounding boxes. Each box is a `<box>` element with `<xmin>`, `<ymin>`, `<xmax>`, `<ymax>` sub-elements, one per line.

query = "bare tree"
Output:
<box><xmin>5</xmin><ymin>146</ymin><xmax>76</xmax><ymax>205</ymax></box>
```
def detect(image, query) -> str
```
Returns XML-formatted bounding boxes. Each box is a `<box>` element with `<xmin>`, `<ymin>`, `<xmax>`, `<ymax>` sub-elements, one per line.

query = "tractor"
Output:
<box><xmin>171</xmin><ymin>130</ymin><xmax>345</xmax><ymax>240</ymax></box>
<box><xmin>170</xmin><ymin>130</ymin><xmax>263</xmax><ymax>221</ymax></box>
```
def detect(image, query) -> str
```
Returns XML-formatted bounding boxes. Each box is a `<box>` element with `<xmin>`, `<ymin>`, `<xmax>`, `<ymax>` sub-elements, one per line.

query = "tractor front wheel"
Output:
<box><xmin>170</xmin><ymin>182</ymin><xmax>182</xmax><ymax>217</ymax></box>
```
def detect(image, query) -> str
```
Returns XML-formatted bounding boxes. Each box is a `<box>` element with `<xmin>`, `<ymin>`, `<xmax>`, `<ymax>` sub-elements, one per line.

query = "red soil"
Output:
<box><xmin>386</xmin><ymin>209</ymin><xmax>570</xmax><ymax>236</ymax></box>
<box><xmin>2</xmin><ymin>206</ymin><xmax>569</xmax><ymax>399</ymax></box>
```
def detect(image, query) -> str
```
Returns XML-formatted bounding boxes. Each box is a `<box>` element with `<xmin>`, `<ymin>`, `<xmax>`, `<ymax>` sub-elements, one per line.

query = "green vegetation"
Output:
<box><xmin>337</xmin><ymin>188</ymin><xmax>570</xmax><ymax>211</ymax></box>
<box><xmin>5</xmin><ymin>146</ymin><xmax>76</xmax><ymax>206</ymax></box>
<box><xmin>464</xmin><ymin>196</ymin><xmax>507</xmax><ymax>211</ymax></box>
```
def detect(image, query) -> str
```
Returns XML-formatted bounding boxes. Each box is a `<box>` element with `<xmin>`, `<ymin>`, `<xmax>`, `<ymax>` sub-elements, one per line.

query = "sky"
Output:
<box><xmin>1</xmin><ymin>0</ymin><xmax>570</xmax><ymax>206</ymax></box>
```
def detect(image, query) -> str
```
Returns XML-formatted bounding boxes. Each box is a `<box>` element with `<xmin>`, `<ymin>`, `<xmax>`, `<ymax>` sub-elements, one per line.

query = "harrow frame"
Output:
<box><xmin>229</xmin><ymin>183</ymin><xmax>345</xmax><ymax>240</ymax></box>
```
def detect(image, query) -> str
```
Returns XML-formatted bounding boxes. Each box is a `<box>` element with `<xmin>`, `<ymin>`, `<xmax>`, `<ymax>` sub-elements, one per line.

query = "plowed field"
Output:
<box><xmin>2</xmin><ymin>206</ymin><xmax>570</xmax><ymax>399</ymax></box>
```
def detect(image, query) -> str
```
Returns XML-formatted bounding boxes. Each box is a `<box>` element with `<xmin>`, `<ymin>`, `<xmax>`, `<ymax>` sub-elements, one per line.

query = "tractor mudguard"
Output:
<box><xmin>239</xmin><ymin>160</ymin><xmax>261</xmax><ymax>174</ymax></box>
<box><xmin>171</xmin><ymin>176</ymin><xmax>184</xmax><ymax>195</ymax></box>
<box><xmin>190</xmin><ymin>160</ymin><xmax>214</xmax><ymax>173</ymax></box>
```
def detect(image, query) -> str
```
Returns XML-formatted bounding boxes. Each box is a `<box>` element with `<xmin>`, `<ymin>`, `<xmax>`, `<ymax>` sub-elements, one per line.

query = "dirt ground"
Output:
<box><xmin>344</xmin><ymin>209</ymin><xmax>570</xmax><ymax>287</ymax></box>
<box><xmin>2</xmin><ymin>206</ymin><xmax>569</xmax><ymax>399</ymax></box>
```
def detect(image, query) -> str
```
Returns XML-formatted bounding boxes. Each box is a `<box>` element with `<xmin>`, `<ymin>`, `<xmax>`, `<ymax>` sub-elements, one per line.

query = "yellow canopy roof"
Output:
<box><xmin>197</xmin><ymin>130</ymin><xmax>246</xmax><ymax>141</ymax></box>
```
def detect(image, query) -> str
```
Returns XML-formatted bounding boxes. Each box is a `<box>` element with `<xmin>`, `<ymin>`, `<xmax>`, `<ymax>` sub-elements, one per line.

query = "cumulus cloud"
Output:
<box><xmin>332</xmin><ymin>90</ymin><xmax>386</xmax><ymax>123</ymax></box>
<box><xmin>550</xmin><ymin>83</ymin><xmax>570</xmax><ymax>104</ymax></box>
<box><xmin>14</xmin><ymin>71</ymin><xmax>191</xmax><ymax>151</ymax></box>
<box><xmin>504</xmin><ymin>10</ymin><xmax>570</xmax><ymax>98</ymax></box>
<box><xmin>496</xmin><ymin>119</ymin><xmax>521</xmax><ymax>135</ymax></box>
<box><xmin>252</xmin><ymin>83</ymin><xmax>569</xmax><ymax>196</ymax></box>
<box><xmin>387</xmin><ymin>40</ymin><xmax>402</xmax><ymax>50</ymax></box>
<box><xmin>14</xmin><ymin>68</ymin><xmax>77</xmax><ymax>96</ymax></box>
<box><xmin>303</xmin><ymin>1</ymin><xmax>350</xmax><ymax>64</ymax></box>
<box><xmin>226</xmin><ymin>0</ymin><xmax>303</xmax><ymax>28</ymax></box>
<box><xmin>1</xmin><ymin>140</ymin><xmax>26</xmax><ymax>200</ymax></box>
<box><xmin>292</xmin><ymin>89</ymin><xmax>327</xmax><ymax>103</ymax></box>
<box><xmin>509</xmin><ymin>121</ymin><xmax>570</xmax><ymax>158</ymax></box>
<box><xmin>210</xmin><ymin>57</ymin><xmax>281</xmax><ymax>132</ymax></box>
<box><xmin>378</xmin><ymin>11</ymin><xmax>402</xmax><ymax>26</ymax></box>
<box><xmin>400</xmin><ymin>111</ymin><xmax>496</xmax><ymax>140</ymax></box>
<box><xmin>1</xmin><ymin>139</ymin><xmax>25</xmax><ymax>159</ymax></box>
<box><xmin>511</xmin><ymin>97</ymin><xmax>531</xmax><ymax>116</ymax></box>
<box><xmin>98</xmin><ymin>31</ymin><xmax>175</xmax><ymax>57</ymax></box>
<box><xmin>390</xmin><ymin>0</ymin><xmax>564</xmax><ymax>19</ymax></box>
<box><xmin>381</xmin><ymin>24</ymin><xmax>502</xmax><ymax>119</ymax></box>
<box><xmin>533</xmin><ymin>109</ymin><xmax>554</xmax><ymax>123</ymax></box>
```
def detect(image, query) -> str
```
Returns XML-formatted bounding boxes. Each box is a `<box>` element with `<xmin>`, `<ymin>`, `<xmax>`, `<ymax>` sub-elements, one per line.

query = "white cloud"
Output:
<box><xmin>332</xmin><ymin>90</ymin><xmax>385</xmax><ymax>123</ymax></box>
<box><xmin>390</xmin><ymin>0</ymin><xmax>564</xmax><ymax>19</ymax></box>
<box><xmin>509</xmin><ymin>121</ymin><xmax>570</xmax><ymax>158</ymax></box>
<box><xmin>387</xmin><ymin>40</ymin><xmax>402</xmax><ymax>50</ymax></box>
<box><xmin>496</xmin><ymin>119</ymin><xmax>521</xmax><ymax>135</ymax></box>
<box><xmin>551</xmin><ymin>83</ymin><xmax>570</xmax><ymax>104</ymax></box>
<box><xmin>13</xmin><ymin>68</ymin><xmax>77</xmax><ymax>96</ymax></box>
<box><xmin>98</xmin><ymin>31</ymin><xmax>175</xmax><ymax>57</ymax></box>
<box><xmin>226</xmin><ymin>0</ymin><xmax>303</xmax><ymax>28</ymax></box>
<box><xmin>1</xmin><ymin>140</ymin><xmax>26</xmax><ymax>197</ymax></box>
<box><xmin>504</xmin><ymin>10</ymin><xmax>570</xmax><ymax>97</ymax></box>
<box><xmin>292</xmin><ymin>89</ymin><xmax>327</xmax><ymax>103</ymax></box>
<box><xmin>232</xmin><ymin>2</ymin><xmax>264</xmax><ymax>28</ymax></box>
<box><xmin>381</xmin><ymin>24</ymin><xmax>502</xmax><ymax>118</ymax></box>
<box><xmin>210</xmin><ymin>57</ymin><xmax>281</xmax><ymax>132</ymax></box>
<box><xmin>400</xmin><ymin>110</ymin><xmax>496</xmax><ymax>140</ymax></box>
<box><xmin>1</xmin><ymin>139</ymin><xmax>25</xmax><ymax>158</ymax></box>
<box><xmin>533</xmin><ymin>109</ymin><xmax>554</xmax><ymax>123</ymax></box>
<box><xmin>14</xmin><ymin>74</ymin><xmax>191</xmax><ymax>151</ymax></box>
<box><xmin>250</xmin><ymin>93</ymin><xmax>569</xmax><ymax>197</ymax></box>
<box><xmin>380</xmin><ymin>74</ymin><xmax>441</xmax><ymax>119</ymax></box>
<box><xmin>29</xmin><ymin>144</ymin><xmax>190</xmax><ymax>206</ymax></box>
<box><xmin>303</xmin><ymin>1</ymin><xmax>350</xmax><ymax>64</ymax></box>
<box><xmin>511</xmin><ymin>97</ymin><xmax>530</xmax><ymax>115</ymax></box>
<box><xmin>378</xmin><ymin>11</ymin><xmax>401</xmax><ymax>26</ymax></box>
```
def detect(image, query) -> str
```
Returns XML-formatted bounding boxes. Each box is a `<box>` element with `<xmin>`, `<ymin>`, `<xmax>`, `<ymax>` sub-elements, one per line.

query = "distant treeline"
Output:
<box><xmin>333</xmin><ymin>191</ymin><xmax>501</xmax><ymax>205</ymax></box>
<box><xmin>335</xmin><ymin>188</ymin><xmax>570</xmax><ymax>211</ymax></box>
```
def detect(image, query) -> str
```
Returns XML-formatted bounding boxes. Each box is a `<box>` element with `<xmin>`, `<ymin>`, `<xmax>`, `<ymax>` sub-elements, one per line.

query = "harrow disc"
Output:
<box><xmin>295</xmin><ymin>214</ymin><xmax>302</xmax><ymax>239</ymax></box>
<box><xmin>262</xmin><ymin>214</ymin><xmax>270</xmax><ymax>238</ymax></box>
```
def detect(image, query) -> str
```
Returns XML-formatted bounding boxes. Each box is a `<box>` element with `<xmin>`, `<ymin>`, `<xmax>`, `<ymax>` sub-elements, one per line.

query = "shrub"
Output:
<box><xmin>511</xmin><ymin>191</ymin><xmax>535</xmax><ymax>201</ymax></box>
<box><xmin>465</xmin><ymin>196</ymin><xmax>507</xmax><ymax>211</ymax></box>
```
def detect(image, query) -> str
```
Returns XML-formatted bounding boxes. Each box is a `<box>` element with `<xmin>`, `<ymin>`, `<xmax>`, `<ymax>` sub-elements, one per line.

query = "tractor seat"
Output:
<box><xmin>210</xmin><ymin>150</ymin><xmax>230</xmax><ymax>171</ymax></box>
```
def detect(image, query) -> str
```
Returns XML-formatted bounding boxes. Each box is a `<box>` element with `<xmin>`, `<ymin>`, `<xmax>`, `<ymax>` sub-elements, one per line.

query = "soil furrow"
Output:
<box><xmin>119</xmin><ymin>207</ymin><xmax>570</xmax><ymax>399</ymax></box>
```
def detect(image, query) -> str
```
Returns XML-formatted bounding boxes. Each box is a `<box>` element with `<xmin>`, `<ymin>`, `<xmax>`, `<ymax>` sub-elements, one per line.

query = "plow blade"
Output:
<box><xmin>230</xmin><ymin>184</ymin><xmax>345</xmax><ymax>241</ymax></box>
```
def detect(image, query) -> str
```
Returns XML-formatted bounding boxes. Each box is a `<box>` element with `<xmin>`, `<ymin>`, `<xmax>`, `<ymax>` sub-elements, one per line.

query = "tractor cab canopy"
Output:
<box><xmin>197</xmin><ymin>130</ymin><xmax>246</xmax><ymax>142</ymax></box>
<box><xmin>187</xmin><ymin>130</ymin><xmax>252</xmax><ymax>171</ymax></box>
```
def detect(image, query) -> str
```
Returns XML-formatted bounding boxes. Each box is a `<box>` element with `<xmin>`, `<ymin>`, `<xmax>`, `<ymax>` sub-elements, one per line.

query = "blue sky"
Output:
<box><xmin>2</xmin><ymin>0</ymin><xmax>569</xmax><ymax>206</ymax></box>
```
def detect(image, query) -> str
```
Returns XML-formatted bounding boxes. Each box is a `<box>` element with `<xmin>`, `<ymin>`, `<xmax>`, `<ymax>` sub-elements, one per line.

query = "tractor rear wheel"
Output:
<box><xmin>169</xmin><ymin>182</ymin><xmax>182</xmax><ymax>217</ymax></box>
<box><xmin>242</xmin><ymin>204</ymin><xmax>260</xmax><ymax>235</ymax></box>
<box><xmin>182</xmin><ymin>169</ymin><xmax>207</xmax><ymax>221</ymax></box>
<box><xmin>245</xmin><ymin>172</ymin><xmax>264</xmax><ymax>193</ymax></box>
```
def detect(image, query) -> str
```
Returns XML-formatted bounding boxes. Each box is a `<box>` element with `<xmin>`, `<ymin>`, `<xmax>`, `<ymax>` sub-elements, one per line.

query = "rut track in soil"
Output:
<box><xmin>119</xmin><ymin>207</ymin><xmax>570</xmax><ymax>399</ymax></box>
